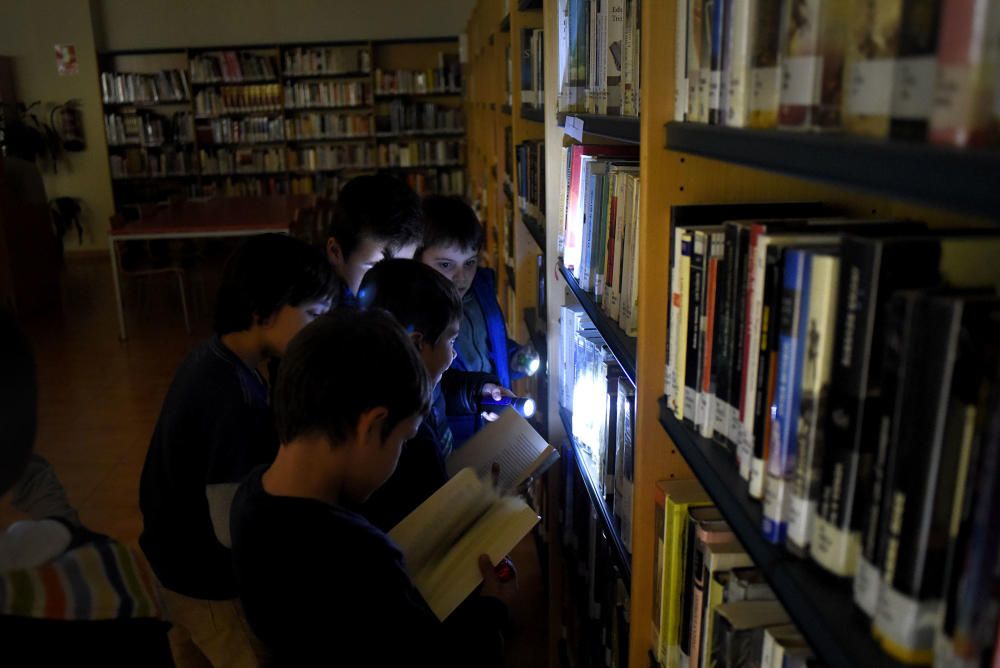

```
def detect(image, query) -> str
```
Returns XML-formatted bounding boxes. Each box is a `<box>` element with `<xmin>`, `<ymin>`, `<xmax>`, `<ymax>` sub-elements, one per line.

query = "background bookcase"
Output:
<box><xmin>469</xmin><ymin>1</ymin><xmax>1000</xmax><ymax>667</ymax></box>
<box><xmin>99</xmin><ymin>37</ymin><xmax>464</xmax><ymax>216</ymax></box>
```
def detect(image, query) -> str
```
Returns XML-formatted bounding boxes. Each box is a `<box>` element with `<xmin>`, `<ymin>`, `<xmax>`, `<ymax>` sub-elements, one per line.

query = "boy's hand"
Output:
<box><xmin>478</xmin><ymin>554</ymin><xmax>518</xmax><ymax>604</ymax></box>
<box><xmin>481</xmin><ymin>384</ymin><xmax>515</xmax><ymax>422</ymax></box>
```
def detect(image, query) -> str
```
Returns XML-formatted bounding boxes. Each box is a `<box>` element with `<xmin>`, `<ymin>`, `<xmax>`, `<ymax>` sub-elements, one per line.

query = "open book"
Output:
<box><xmin>444</xmin><ymin>409</ymin><xmax>560</xmax><ymax>494</ymax></box>
<box><xmin>389</xmin><ymin>468</ymin><xmax>540</xmax><ymax>620</ymax></box>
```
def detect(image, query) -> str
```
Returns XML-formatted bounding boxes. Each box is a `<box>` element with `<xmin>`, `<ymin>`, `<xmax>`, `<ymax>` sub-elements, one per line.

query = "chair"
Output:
<box><xmin>109</xmin><ymin>214</ymin><xmax>190</xmax><ymax>333</ymax></box>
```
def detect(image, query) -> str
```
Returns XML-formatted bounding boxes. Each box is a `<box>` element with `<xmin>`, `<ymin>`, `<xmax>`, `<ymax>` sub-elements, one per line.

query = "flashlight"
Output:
<box><xmin>480</xmin><ymin>395</ymin><xmax>537</xmax><ymax>418</ymax></box>
<box><xmin>512</xmin><ymin>347</ymin><xmax>541</xmax><ymax>376</ymax></box>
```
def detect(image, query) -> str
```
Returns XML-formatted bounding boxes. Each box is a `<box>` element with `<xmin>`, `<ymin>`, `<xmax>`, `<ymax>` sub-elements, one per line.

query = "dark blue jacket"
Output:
<box><xmin>448</xmin><ymin>268</ymin><xmax>521</xmax><ymax>445</ymax></box>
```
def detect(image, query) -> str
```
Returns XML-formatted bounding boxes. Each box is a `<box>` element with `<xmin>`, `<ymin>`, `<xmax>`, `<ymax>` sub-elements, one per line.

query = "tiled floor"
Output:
<box><xmin>3</xmin><ymin>253</ymin><xmax>547</xmax><ymax>667</ymax></box>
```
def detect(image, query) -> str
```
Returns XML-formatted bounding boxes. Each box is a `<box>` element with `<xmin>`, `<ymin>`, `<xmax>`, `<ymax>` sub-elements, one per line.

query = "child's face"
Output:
<box><xmin>328</xmin><ymin>235</ymin><xmax>390</xmax><ymax>296</ymax></box>
<box><xmin>419</xmin><ymin>320</ymin><xmax>460</xmax><ymax>387</ymax></box>
<box><xmin>262</xmin><ymin>298</ymin><xmax>332</xmax><ymax>357</ymax></box>
<box><xmin>420</xmin><ymin>243</ymin><xmax>479</xmax><ymax>297</ymax></box>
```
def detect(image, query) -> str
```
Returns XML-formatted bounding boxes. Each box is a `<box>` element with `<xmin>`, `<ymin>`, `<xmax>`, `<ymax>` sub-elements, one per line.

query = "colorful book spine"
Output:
<box><xmin>699</xmin><ymin>233</ymin><xmax>725</xmax><ymax>437</ymax></box>
<box><xmin>708</xmin><ymin>0</ymin><xmax>728</xmax><ymax>124</ymax></box>
<box><xmin>677</xmin><ymin>233</ymin><xmax>693</xmax><ymax>423</ymax></box>
<box><xmin>709</xmin><ymin>230</ymin><xmax>731</xmax><ymax>442</ymax></box>
<box><xmin>928</xmin><ymin>0</ymin><xmax>1000</xmax><ymax>147</ymax></box>
<box><xmin>685</xmin><ymin>231</ymin><xmax>708</xmax><ymax>427</ymax></box>
<box><xmin>687</xmin><ymin>0</ymin><xmax>708</xmax><ymax>122</ymax></box>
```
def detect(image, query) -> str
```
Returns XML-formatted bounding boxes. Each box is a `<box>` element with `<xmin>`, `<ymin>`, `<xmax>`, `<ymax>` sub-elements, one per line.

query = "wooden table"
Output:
<box><xmin>108</xmin><ymin>195</ymin><xmax>315</xmax><ymax>340</ymax></box>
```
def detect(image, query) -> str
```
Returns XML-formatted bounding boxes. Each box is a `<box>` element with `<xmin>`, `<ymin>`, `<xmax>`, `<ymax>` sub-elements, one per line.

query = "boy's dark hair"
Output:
<box><xmin>418</xmin><ymin>195</ymin><xmax>484</xmax><ymax>256</ymax></box>
<box><xmin>0</xmin><ymin>309</ymin><xmax>37</xmax><ymax>496</ymax></box>
<box><xmin>358</xmin><ymin>259</ymin><xmax>462</xmax><ymax>346</ymax></box>
<box><xmin>328</xmin><ymin>174</ymin><xmax>423</xmax><ymax>260</ymax></box>
<box><xmin>274</xmin><ymin>309</ymin><xmax>430</xmax><ymax>444</ymax></box>
<box><xmin>214</xmin><ymin>233</ymin><xmax>340</xmax><ymax>335</ymax></box>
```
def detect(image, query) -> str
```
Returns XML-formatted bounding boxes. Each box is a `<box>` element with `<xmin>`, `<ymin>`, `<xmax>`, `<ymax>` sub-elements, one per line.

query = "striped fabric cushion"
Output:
<box><xmin>0</xmin><ymin>540</ymin><xmax>166</xmax><ymax>622</ymax></box>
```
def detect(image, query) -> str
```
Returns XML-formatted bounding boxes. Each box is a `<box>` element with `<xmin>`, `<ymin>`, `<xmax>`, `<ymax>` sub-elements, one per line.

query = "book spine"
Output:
<box><xmin>604</xmin><ymin>173</ymin><xmax>621</xmax><ymax>307</ymax></box>
<box><xmin>625</xmin><ymin>175</ymin><xmax>641</xmax><ymax>335</ymax></box>
<box><xmin>777</xmin><ymin>0</ymin><xmax>825</xmax><ymax>130</ymax></box>
<box><xmin>748</xmin><ymin>0</ymin><xmax>782</xmax><ymax>128</ymax></box>
<box><xmin>667</xmin><ymin>225</ymin><xmax>685</xmax><ymax>411</ymax></box>
<box><xmin>675</xmin><ymin>0</ymin><xmax>690</xmax><ymax>121</ymax></box>
<box><xmin>676</xmin><ymin>234</ymin><xmax>693</xmax><ymax>423</ymax></box>
<box><xmin>559</xmin><ymin>0</ymin><xmax>572</xmax><ymax>111</ymax></box>
<box><xmin>725</xmin><ymin>0</ymin><xmax>753</xmax><ymax>127</ymax></box>
<box><xmin>786</xmin><ymin>254</ymin><xmax>839</xmax><ymax>556</ymax></box>
<box><xmin>928</xmin><ymin>0</ymin><xmax>999</xmax><ymax>147</ymax></box>
<box><xmin>763</xmin><ymin>250</ymin><xmax>811</xmax><ymax>543</ymax></box>
<box><xmin>521</xmin><ymin>28</ymin><xmax>536</xmax><ymax>106</ymax></box>
<box><xmin>622</xmin><ymin>0</ymin><xmax>636</xmax><ymax>115</ymax></box>
<box><xmin>607</xmin><ymin>0</ymin><xmax>625</xmax><ymax>114</ymax></box>
<box><xmin>738</xmin><ymin>226</ymin><xmax>765</xmax><ymax>480</ymax></box>
<box><xmin>622</xmin><ymin>385</ymin><xmax>635</xmax><ymax>552</ymax></box>
<box><xmin>678</xmin><ymin>514</ymin><xmax>701</xmax><ymax>667</ymax></box>
<box><xmin>749</xmin><ymin>243</ymin><xmax>783</xmax><ymax>500</ymax></box>
<box><xmin>699</xmin><ymin>238</ymin><xmax>719</xmax><ymax>438</ymax></box>
<box><xmin>698</xmin><ymin>0</ymin><xmax>713</xmax><ymax>123</ymax></box>
<box><xmin>653</xmin><ymin>484</ymin><xmax>669</xmax><ymax>651</ymax></box>
<box><xmin>729</xmin><ymin>225</ymin><xmax>751</xmax><ymax>457</ymax></box>
<box><xmin>687</xmin><ymin>0</ymin><xmax>707</xmax><ymax>122</ymax></box>
<box><xmin>587</xmin><ymin>0</ymin><xmax>598</xmax><ymax>113</ymax></box>
<box><xmin>842</xmin><ymin>0</ymin><xmax>903</xmax><ymax>137</ymax></box>
<box><xmin>708</xmin><ymin>0</ymin><xmax>728</xmax><ymax>124</ymax></box>
<box><xmin>889</xmin><ymin>0</ymin><xmax>943</xmax><ymax>140</ymax></box>
<box><xmin>593</xmin><ymin>171</ymin><xmax>611</xmax><ymax>296</ymax></box>
<box><xmin>710</xmin><ymin>231</ymin><xmax>731</xmax><ymax>442</ymax></box>
<box><xmin>689</xmin><ymin>532</ymin><xmax>735</xmax><ymax>668</ymax></box>
<box><xmin>685</xmin><ymin>231</ymin><xmax>707</xmax><ymax>427</ymax></box>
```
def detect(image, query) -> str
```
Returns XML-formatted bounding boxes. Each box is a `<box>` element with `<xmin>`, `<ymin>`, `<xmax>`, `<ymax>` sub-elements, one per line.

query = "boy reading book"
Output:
<box><xmin>229</xmin><ymin>310</ymin><xmax>512</xmax><ymax>666</ymax></box>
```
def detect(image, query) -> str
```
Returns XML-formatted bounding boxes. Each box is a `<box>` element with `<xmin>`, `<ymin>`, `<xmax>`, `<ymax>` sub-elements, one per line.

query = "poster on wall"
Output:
<box><xmin>55</xmin><ymin>44</ymin><xmax>78</xmax><ymax>76</ymax></box>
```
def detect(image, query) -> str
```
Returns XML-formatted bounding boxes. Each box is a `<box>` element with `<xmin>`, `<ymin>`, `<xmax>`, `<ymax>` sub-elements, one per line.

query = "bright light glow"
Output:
<box><xmin>527</xmin><ymin>356</ymin><xmax>540</xmax><ymax>375</ymax></box>
<box><xmin>521</xmin><ymin>398</ymin><xmax>537</xmax><ymax>418</ymax></box>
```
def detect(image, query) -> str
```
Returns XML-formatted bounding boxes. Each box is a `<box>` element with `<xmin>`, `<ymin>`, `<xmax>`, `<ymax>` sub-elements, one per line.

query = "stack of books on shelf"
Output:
<box><xmin>201</xmin><ymin>175</ymin><xmax>290</xmax><ymax>198</ymax></box>
<box><xmin>284</xmin><ymin>80</ymin><xmax>372</xmax><ymax>109</ymax></box>
<box><xmin>515</xmin><ymin>139</ymin><xmax>545</xmax><ymax>220</ymax></box>
<box><xmin>559</xmin><ymin>143</ymin><xmax>640</xmax><ymax>335</ymax></box>
<box><xmin>519</xmin><ymin>27</ymin><xmax>545</xmax><ymax>109</ymax></box>
<box><xmin>282</xmin><ymin>45</ymin><xmax>371</xmax><ymax>77</ymax></box>
<box><xmin>663</xmin><ymin>202</ymin><xmax>1000</xmax><ymax>665</ymax></box>
<box><xmin>376</xmin><ymin>138</ymin><xmax>464</xmax><ymax>168</ymax></box>
<box><xmin>557</xmin><ymin>0</ymin><xmax>641</xmax><ymax>116</ymax></box>
<box><xmin>109</xmin><ymin>147</ymin><xmax>190</xmax><ymax>179</ymax></box>
<box><xmin>194</xmin><ymin>85</ymin><xmax>282</xmax><ymax>116</ymax></box>
<box><xmin>199</xmin><ymin>146</ymin><xmax>285</xmax><ymax>175</ymax></box>
<box><xmin>673</xmin><ymin>0</ymin><xmax>1000</xmax><ymax>147</ymax></box>
<box><xmin>374</xmin><ymin>53</ymin><xmax>462</xmax><ymax>94</ymax></box>
<box><xmin>198</xmin><ymin>115</ymin><xmax>284</xmax><ymax>144</ymax></box>
<box><xmin>651</xmin><ymin>479</ymin><xmax>810</xmax><ymax>668</ymax></box>
<box><xmin>107</xmin><ymin>112</ymin><xmax>191</xmax><ymax>147</ymax></box>
<box><xmin>189</xmin><ymin>51</ymin><xmax>277</xmax><ymax>83</ymax></box>
<box><xmin>286</xmin><ymin>143</ymin><xmax>375</xmax><ymax>172</ymax></box>
<box><xmin>101</xmin><ymin>70</ymin><xmax>190</xmax><ymax>105</ymax></box>
<box><xmin>399</xmin><ymin>168</ymin><xmax>465</xmax><ymax>198</ymax></box>
<box><xmin>374</xmin><ymin>100</ymin><xmax>464</xmax><ymax>136</ymax></box>
<box><xmin>284</xmin><ymin>112</ymin><xmax>373</xmax><ymax>140</ymax></box>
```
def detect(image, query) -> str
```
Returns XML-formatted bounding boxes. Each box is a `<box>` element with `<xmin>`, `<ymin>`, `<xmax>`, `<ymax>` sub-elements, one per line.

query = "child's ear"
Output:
<box><xmin>408</xmin><ymin>330</ymin><xmax>425</xmax><ymax>350</ymax></box>
<box><xmin>326</xmin><ymin>236</ymin><xmax>344</xmax><ymax>267</ymax></box>
<box><xmin>358</xmin><ymin>406</ymin><xmax>389</xmax><ymax>445</ymax></box>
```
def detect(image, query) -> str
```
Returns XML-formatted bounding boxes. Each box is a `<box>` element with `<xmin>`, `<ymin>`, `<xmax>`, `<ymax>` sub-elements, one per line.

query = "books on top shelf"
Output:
<box><xmin>662</xmin><ymin>204</ymin><xmax>1000</xmax><ymax>664</ymax></box>
<box><xmin>374</xmin><ymin>100</ymin><xmax>464</xmax><ymax>137</ymax></box>
<box><xmin>101</xmin><ymin>69</ymin><xmax>190</xmax><ymax>105</ymax></box>
<box><xmin>520</xmin><ymin>27</ymin><xmax>545</xmax><ymax>109</ymax></box>
<box><xmin>674</xmin><ymin>0</ymin><xmax>1000</xmax><ymax>148</ymax></box>
<box><xmin>189</xmin><ymin>51</ymin><xmax>278</xmax><ymax>83</ymax></box>
<box><xmin>282</xmin><ymin>45</ymin><xmax>371</xmax><ymax>78</ymax></box>
<box><xmin>285</xmin><ymin>80</ymin><xmax>372</xmax><ymax>109</ymax></box>
<box><xmin>558</xmin><ymin>0</ymin><xmax>640</xmax><ymax>117</ymax></box>
<box><xmin>559</xmin><ymin>143</ymin><xmax>640</xmax><ymax>334</ymax></box>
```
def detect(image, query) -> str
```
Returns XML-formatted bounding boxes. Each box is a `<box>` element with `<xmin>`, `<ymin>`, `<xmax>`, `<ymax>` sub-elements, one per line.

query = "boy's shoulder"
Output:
<box><xmin>169</xmin><ymin>337</ymin><xmax>265</xmax><ymax>408</ymax></box>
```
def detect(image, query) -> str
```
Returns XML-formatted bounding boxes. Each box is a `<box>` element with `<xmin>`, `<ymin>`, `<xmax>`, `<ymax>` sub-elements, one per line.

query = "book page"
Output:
<box><xmin>445</xmin><ymin>409</ymin><xmax>558</xmax><ymax>493</ymax></box>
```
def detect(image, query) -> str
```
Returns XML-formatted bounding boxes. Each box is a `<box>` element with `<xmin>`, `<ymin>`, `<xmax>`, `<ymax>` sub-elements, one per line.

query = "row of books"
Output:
<box><xmin>199</xmin><ymin>147</ymin><xmax>285</xmax><ymax>175</ymax></box>
<box><xmin>519</xmin><ymin>28</ymin><xmax>546</xmax><ymax>108</ymax></box>
<box><xmin>196</xmin><ymin>116</ymin><xmax>284</xmax><ymax>145</ymax></box>
<box><xmin>282</xmin><ymin>45</ymin><xmax>371</xmax><ymax>77</ymax></box>
<box><xmin>285</xmin><ymin>144</ymin><xmax>375</xmax><ymax>173</ymax></box>
<box><xmin>651</xmin><ymin>479</ymin><xmax>812</xmax><ymax>668</ymax></box>
<box><xmin>105</xmin><ymin>112</ymin><xmax>194</xmax><ymax>147</ymax></box>
<box><xmin>557</xmin><ymin>0</ymin><xmax>642</xmax><ymax>116</ymax></box>
<box><xmin>194</xmin><ymin>86</ymin><xmax>282</xmax><ymax>116</ymax></box>
<box><xmin>663</xmin><ymin>205</ymin><xmax>1000</xmax><ymax>664</ymax></box>
<box><xmin>373</xmin><ymin>60</ymin><xmax>463</xmax><ymax>95</ymax></box>
<box><xmin>515</xmin><ymin>139</ymin><xmax>545</xmax><ymax>221</ymax></box>
<box><xmin>195</xmin><ymin>173</ymin><xmax>345</xmax><ymax>198</ymax></box>
<box><xmin>560</xmin><ymin>439</ymin><xmax>631</xmax><ymax>668</ymax></box>
<box><xmin>398</xmin><ymin>168</ymin><xmax>466</xmax><ymax>198</ymax></box>
<box><xmin>284</xmin><ymin>81</ymin><xmax>372</xmax><ymax>109</ymax></box>
<box><xmin>374</xmin><ymin>100</ymin><xmax>464</xmax><ymax>137</ymax></box>
<box><xmin>375</xmin><ymin>139</ymin><xmax>464</xmax><ymax>168</ymax></box>
<box><xmin>284</xmin><ymin>112</ymin><xmax>374</xmax><ymax>141</ymax></box>
<box><xmin>674</xmin><ymin>0</ymin><xmax>1000</xmax><ymax>146</ymax></box>
<box><xmin>109</xmin><ymin>149</ymin><xmax>190</xmax><ymax>179</ymax></box>
<box><xmin>559</xmin><ymin>144</ymin><xmax>641</xmax><ymax>335</ymax></box>
<box><xmin>101</xmin><ymin>70</ymin><xmax>190</xmax><ymax>105</ymax></box>
<box><xmin>189</xmin><ymin>51</ymin><xmax>277</xmax><ymax>84</ymax></box>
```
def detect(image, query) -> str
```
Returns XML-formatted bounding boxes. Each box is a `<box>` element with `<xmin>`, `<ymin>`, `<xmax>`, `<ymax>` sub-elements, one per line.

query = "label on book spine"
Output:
<box><xmin>846</xmin><ymin>58</ymin><xmax>894</xmax><ymax>116</ymax></box>
<box><xmin>781</xmin><ymin>56</ymin><xmax>821</xmax><ymax>107</ymax></box>
<box><xmin>749</xmin><ymin>457</ymin><xmax>765</xmax><ymax>498</ymax></box>
<box><xmin>750</xmin><ymin>67</ymin><xmax>780</xmax><ymax>112</ymax></box>
<box><xmin>762</xmin><ymin>476</ymin><xmax>788</xmax><ymax>543</ymax></box>
<box><xmin>737</xmin><ymin>427</ymin><xmax>753</xmax><ymax>480</ymax></box>
<box><xmin>853</xmin><ymin>556</ymin><xmax>881</xmax><ymax>618</ymax></box>
<box><xmin>872</xmin><ymin>585</ymin><xmax>938</xmax><ymax>663</ymax></box>
<box><xmin>932</xmin><ymin>65</ymin><xmax>975</xmax><ymax>130</ymax></box>
<box><xmin>786</xmin><ymin>493</ymin><xmax>814</xmax><ymax>549</ymax></box>
<box><xmin>892</xmin><ymin>56</ymin><xmax>936</xmax><ymax>120</ymax></box>
<box><xmin>709</xmin><ymin>71</ymin><xmax>722</xmax><ymax>114</ymax></box>
<box><xmin>684</xmin><ymin>389</ymin><xmax>698</xmax><ymax>424</ymax></box>
<box><xmin>698</xmin><ymin>392</ymin><xmax>713</xmax><ymax>438</ymax></box>
<box><xmin>811</xmin><ymin>515</ymin><xmax>860</xmax><ymax>577</ymax></box>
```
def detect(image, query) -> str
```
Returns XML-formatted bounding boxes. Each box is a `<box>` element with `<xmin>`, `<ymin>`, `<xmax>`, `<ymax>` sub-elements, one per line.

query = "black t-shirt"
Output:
<box><xmin>231</xmin><ymin>466</ymin><xmax>507</xmax><ymax>667</ymax></box>
<box><xmin>139</xmin><ymin>336</ymin><xmax>278</xmax><ymax>599</ymax></box>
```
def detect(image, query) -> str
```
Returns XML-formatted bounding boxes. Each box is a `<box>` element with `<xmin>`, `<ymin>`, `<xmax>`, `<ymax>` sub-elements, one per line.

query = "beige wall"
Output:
<box><xmin>0</xmin><ymin>0</ymin><xmax>476</xmax><ymax>253</ymax></box>
<box><xmin>0</xmin><ymin>0</ymin><xmax>114</xmax><ymax>252</ymax></box>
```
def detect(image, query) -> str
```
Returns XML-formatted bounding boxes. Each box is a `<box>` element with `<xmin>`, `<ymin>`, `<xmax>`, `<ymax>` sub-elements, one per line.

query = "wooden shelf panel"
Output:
<box><xmin>521</xmin><ymin>209</ymin><xmax>545</xmax><ymax>249</ymax></box>
<box><xmin>558</xmin><ymin>261</ymin><xmax>637</xmax><ymax>388</ymax></box>
<box><xmin>558</xmin><ymin>112</ymin><xmax>640</xmax><ymax>144</ymax></box>
<box><xmin>665</xmin><ymin>121</ymin><xmax>1000</xmax><ymax>221</ymax></box>
<box><xmin>657</xmin><ymin>398</ymin><xmax>907</xmax><ymax>668</ymax></box>
<box><xmin>560</xmin><ymin>407</ymin><xmax>632</xmax><ymax>589</ymax></box>
<box><xmin>521</xmin><ymin>104</ymin><xmax>545</xmax><ymax>123</ymax></box>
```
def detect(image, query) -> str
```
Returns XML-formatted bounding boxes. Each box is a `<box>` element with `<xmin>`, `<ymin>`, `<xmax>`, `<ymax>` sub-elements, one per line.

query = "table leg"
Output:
<box><xmin>108</xmin><ymin>236</ymin><xmax>127</xmax><ymax>341</ymax></box>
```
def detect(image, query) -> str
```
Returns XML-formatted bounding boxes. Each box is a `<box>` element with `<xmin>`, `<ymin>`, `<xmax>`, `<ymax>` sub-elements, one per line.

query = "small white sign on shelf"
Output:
<box><xmin>564</xmin><ymin>115</ymin><xmax>585</xmax><ymax>142</ymax></box>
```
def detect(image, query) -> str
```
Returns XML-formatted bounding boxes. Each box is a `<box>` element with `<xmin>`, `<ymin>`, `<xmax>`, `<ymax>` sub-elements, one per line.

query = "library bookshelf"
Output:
<box><xmin>99</xmin><ymin>37</ymin><xmax>465</xmax><ymax>214</ymax></box>
<box><xmin>469</xmin><ymin>1</ymin><xmax>1000</xmax><ymax>667</ymax></box>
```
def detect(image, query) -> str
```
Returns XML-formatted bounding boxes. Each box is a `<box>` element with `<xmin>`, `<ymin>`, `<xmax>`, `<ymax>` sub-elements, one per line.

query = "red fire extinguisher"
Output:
<box><xmin>51</xmin><ymin>99</ymin><xmax>85</xmax><ymax>152</ymax></box>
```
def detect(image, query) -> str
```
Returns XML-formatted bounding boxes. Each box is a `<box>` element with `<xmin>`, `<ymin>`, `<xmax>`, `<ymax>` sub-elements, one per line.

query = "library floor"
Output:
<box><xmin>2</xmin><ymin>254</ymin><xmax>547</xmax><ymax>667</ymax></box>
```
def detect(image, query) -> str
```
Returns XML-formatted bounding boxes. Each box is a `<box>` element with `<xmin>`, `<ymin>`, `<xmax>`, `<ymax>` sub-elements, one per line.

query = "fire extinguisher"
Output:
<box><xmin>51</xmin><ymin>99</ymin><xmax>85</xmax><ymax>152</ymax></box>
